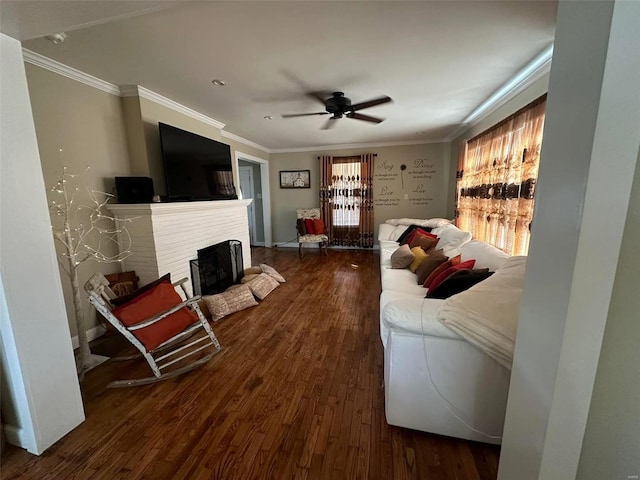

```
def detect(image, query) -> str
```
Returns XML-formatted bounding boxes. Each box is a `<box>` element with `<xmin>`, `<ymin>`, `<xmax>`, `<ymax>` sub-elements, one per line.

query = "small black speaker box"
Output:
<box><xmin>115</xmin><ymin>177</ymin><xmax>154</xmax><ymax>204</ymax></box>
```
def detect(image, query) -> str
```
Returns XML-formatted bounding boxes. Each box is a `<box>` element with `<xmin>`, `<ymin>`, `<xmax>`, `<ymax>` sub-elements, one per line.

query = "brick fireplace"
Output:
<box><xmin>108</xmin><ymin>200</ymin><xmax>252</xmax><ymax>295</ymax></box>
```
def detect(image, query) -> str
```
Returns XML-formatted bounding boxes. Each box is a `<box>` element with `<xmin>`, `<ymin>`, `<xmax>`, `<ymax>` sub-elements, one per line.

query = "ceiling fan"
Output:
<box><xmin>281</xmin><ymin>91</ymin><xmax>393</xmax><ymax>129</ymax></box>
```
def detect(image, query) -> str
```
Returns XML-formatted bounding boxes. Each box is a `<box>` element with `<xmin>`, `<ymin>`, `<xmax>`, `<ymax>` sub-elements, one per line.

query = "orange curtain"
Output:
<box><xmin>319</xmin><ymin>153</ymin><xmax>375</xmax><ymax>247</ymax></box>
<box><xmin>457</xmin><ymin>95</ymin><xmax>546</xmax><ymax>255</ymax></box>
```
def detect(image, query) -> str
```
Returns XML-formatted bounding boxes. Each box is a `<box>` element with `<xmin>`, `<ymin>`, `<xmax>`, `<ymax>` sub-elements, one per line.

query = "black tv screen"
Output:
<box><xmin>159</xmin><ymin>122</ymin><xmax>237</xmax><ymax>201</ymax></box>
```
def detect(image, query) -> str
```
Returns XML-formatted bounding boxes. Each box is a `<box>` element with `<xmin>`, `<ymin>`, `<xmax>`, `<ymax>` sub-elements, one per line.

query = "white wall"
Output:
<box><xmin>498</xmin><ymin>1</ymin><xmax>640</xmax><ymax>479</ymax></box>
<box><xmin>0</xmin><ymin>33</ymin><xmax>84</xmax><ymax>454</ymax></box>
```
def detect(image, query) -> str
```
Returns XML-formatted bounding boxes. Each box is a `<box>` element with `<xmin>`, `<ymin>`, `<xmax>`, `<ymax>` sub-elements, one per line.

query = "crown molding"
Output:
<box><xmin>446</xmin><ymin>44</ymin><xmax>553</xmax><ymax>141</ymax></box>
<box><xmin>22</xmin><ymin>49</ymin><xmax>121</xmax><ymax>95</ymax></box>
<box><xmin>121</xmin><ymin>85</ymin><xmax>226</xmax><ymax>130</ymax></box>
<box><xmin>269</xmin><ymin>137</ymin><xmax>450</xmax><ymax>154</ymax></box>
<box><xmin>221</xmin><ymin>130</ymin><xmax>271</xmax><ymax>153</ymax></box>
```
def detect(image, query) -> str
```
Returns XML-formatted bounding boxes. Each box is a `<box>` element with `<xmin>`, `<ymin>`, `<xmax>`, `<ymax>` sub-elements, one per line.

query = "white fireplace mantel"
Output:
<box><xmin>109</xmin><ymin>199</ymin><xmax>252</xmax><ymax>294</ymax></box>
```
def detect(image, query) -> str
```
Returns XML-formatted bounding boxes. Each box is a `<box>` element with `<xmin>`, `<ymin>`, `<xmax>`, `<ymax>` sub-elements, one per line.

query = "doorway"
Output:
<box><xmin>235</xmin><ymin>152</ymin><xmax>271</xmax><ymax>247</ymax></box>
<box><xmin>238</xmin><ymin>165</ymin><xmax>257</xmax><ymax>245</ymax></box>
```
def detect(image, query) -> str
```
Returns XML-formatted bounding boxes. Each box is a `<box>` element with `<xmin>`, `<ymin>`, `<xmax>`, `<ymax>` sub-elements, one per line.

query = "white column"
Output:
<box><xmin>0</xmin><ymin>33</ymin><xmax>85</xmax><ymax>454</ymax></box>
<box><xmin>498</xmin><ymin>1</ymin><xmax>640</xmax><ymax>479</ymax></box>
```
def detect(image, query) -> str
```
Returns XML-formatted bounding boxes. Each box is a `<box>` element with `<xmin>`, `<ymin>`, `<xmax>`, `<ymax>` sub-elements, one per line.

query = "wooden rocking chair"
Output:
<box><xmin>85</xmin><ymin>273</ymin><xmax>222</xmax><ymax>388</ymax></box>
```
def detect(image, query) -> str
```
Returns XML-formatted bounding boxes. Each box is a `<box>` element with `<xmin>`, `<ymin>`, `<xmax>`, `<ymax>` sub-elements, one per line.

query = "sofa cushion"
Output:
<box><xmin>391</xmin><ymin>244</ymin><xmax>415</xmax><ymax>269</ymax></box>
<box><xmin>409</xmin><ymin>232</ymin><xmax>438</xmax><ymax>251</ymax></box>
<box><xmin>416</xmin><ymin>249</ymin><xmax>448</xmax><ymax>285</ymax></box>
<box><xmin>381</xmin><ymin>267</ymin><xmax>428</xmax><ymax>296</ymax></box>
<box><xmin>378</xmin><ymin>223</ymin><xmax>397</xmax><ymax>242</ymax></box>
<box><xmin>380</xmin><ymin>292</ymin><xmax>460</xmax><ymax>348</ymax></box>
<box><xmin>396</xmin><ymin>224</ymin><xmax>432</xmax><ymax>244</ymax></box>
<box><xmin>385</xmin><ymin>218</ymin><xmax>453</xmax><ymax>228</ymax></box>
<box><xmin>423</xmin><ymin>260</ymin><xmax>452</xmax><ymax>288</ymax></box>
<box><xmin>431</xmin><ymin>224</ymin><xmax>472</xmax><ymax>256</ymax></box>
<box><xmin>427</xmin><ymin>268</ymin><xmax>492</xmax><ymax>299</ymax></box>
<box><xmin>428</xmin><ymin>259</ymin><xmax>477</xmax><ymax>292</ymax></box>
<box><xmin>389</xmin><ymin>224</ymin><xmax>410</xmax><ymax>242</ymax></box>
<box><xmin>409</xmin><ymin>247</ymin><xmax>429</xmax><ymax>272</ymax></box>
<box><xmin>460</xmin><ymin>240</ymin><xmax>510</xmax><ymax>271</ymax></box>
<box><xmin>400</xmin><ymin>226</ymin><xmax>435</xmax><ymax>245</ymax></box>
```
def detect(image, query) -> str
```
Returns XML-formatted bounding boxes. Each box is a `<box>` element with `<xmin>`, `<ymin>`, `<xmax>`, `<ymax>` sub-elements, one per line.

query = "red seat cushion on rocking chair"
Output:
<box><xmin>112</xmin><ymin>281</ymin><xmax>198</xmax><ymax>351</ymax></box>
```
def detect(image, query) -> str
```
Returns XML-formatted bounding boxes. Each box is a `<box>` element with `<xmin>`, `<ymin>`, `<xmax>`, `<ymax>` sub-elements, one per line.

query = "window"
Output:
<box><xmin>331</xmin><ymin>161</ymin><xmax>361</xmax><ymax>227</ymax></box>
<box><xmin>456</xmin><ymin>95</ymin><xmax>546</xmax><ymax>255</ymax></box>
<box><xmin>319</xmin><ymin>154</ymin><xmax>375</xmax><ymax>248</ymax></box>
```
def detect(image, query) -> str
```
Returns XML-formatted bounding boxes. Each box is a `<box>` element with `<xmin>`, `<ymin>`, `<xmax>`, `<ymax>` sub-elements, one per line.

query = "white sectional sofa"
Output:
<box><xmin>378</xmin><ymin>219</ymin><xmax>515</xmax><ymax>444</ymax></box>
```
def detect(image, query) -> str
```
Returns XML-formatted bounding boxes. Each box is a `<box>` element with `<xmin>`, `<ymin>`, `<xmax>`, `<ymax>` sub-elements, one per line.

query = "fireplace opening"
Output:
<box><xmin>190</xmin><ymin>240</ymin><xmax>243</xmax><ymax>296</ymax></box>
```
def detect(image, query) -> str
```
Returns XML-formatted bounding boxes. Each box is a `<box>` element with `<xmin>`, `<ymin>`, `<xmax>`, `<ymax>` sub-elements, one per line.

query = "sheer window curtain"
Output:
<box><xmin>320</xmin><ymin>154</ymin><xmax>374</xmax><ymax>247</ymax></box>
<box><xmin>456</xmin><ymin>95</ymin><xmax>546</xmax><ymax>255</ymax></box>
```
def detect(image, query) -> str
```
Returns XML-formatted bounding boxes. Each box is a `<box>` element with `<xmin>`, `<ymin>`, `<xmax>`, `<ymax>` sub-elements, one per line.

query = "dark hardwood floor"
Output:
<box><xmin>1</xmin><ymin>247</ymin><xmax>499</xmax><ymax>479</ymax></box>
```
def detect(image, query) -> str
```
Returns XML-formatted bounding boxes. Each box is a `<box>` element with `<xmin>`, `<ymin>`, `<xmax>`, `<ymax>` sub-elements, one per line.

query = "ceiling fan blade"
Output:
<box><xmin>349</xmin><ymin>95</ymin><xmax>392</xmax><ymax>111</ymax></box>
<box><xmin>307</xmin><ymin>91</ymin><xmax>332</xmax><ymax>106</ymax></box>
<box><xmin>281</xmin><ymin>112</ymin><xmax>329</xmax><ymax>118</ymax></box>
<box><xmin>321</xmin><ymin>117</ymin><xmax>339</xmax><ymax>130</ymax></box>
<box><xmin>347</xmin><ymin>112</ymin><xmax>384</xmax><ymax>124</ymax></box>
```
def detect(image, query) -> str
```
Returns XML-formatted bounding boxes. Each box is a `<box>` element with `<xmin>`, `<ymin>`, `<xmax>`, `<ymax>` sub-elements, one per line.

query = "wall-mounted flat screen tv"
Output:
<box><xmin>159</xmin><ymin>122</ymin><xmax>237</xmax><ymax>201</ymax></box>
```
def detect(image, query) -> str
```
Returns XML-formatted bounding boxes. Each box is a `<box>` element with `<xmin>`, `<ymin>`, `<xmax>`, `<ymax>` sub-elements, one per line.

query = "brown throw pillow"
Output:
<box><xmin>416</xmin><ymin>249</ymin><xmax>447</xmax><ymax>285</ymax></box>
<box><xmin>296</xmin><ymin>218</ymin><xmax>307</xmax><ymax>235</ymax></box>
<box><xmin>202</xmin><ymin>285</ymin><xmax>258</xmax><ymax>321</ymax></box>
<box><xmin>241</xmin><ymin>273</ymin><xmax>261</xmax><ymax>284</ymax></box>
<box><xmin>260</xmin><ymin>263</ymin><xmax>285</xmax><ymax>283</ymax></box>
<box><xmin>423</xmin><ymin>260</ymin><xmax>452</xmax><ymax>288</ymax></box>
<box><xmin>110</xmin><ymin>273</ymin><xmax>171</xmax><ymax>307</ymax></box>
<box><xmin>409</xmin><ymin>234</ymin><xmax>438</xmax><ymax>251</ymax></box>
<box><xmin>244</xmin><ymin>266</ymin><xmax>262</xmax><ymax>276</ymax></box>
<box><xmin>390</xmin><ymin>244</ymin><xmax>415</xmax><ymax>269</ymax></box>
<box><xmin>245</xmin><ymin>273</ymin><xmax>280</xmax><ymax>300</ymax></box>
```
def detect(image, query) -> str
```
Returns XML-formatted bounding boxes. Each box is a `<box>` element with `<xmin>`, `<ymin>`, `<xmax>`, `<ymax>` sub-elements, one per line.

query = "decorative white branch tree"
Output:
<box><xmin>49</xmin><ymin>166</ymin><xmax>134</xmax><ymax>379</ymax></box>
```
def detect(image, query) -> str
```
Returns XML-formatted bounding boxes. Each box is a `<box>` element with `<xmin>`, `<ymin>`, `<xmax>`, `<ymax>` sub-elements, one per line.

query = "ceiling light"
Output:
<box><xmin>211</xmin><ymin>79</ymin><xmax>226</xmax><ymax>86</ymax></box>
<box><xmin>45</xmin><ymin>32</ymin><xmax>67</xmax><ymax>45</ymax></box>
<box><xmin>264</xmin><ymin>116</ymin><xmax>273</xmax><ymax>120</ymax></box>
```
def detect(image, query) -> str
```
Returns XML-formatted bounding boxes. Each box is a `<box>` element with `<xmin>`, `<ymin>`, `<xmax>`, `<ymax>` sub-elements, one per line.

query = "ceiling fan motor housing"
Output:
<box><xmin>326</xmin><ymin>92</ymin><xmax>351</xmax><ymax>118</ymax></box>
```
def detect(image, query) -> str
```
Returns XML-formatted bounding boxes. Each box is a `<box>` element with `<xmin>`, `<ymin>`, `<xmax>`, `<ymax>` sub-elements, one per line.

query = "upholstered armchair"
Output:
<box><xmin>296</xmin><ymin>208</ymin><xmax>329</xmax><ymax>258</ymax></box>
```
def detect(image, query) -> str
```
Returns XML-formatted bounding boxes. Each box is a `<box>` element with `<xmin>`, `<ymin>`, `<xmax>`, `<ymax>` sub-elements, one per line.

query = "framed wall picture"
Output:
<box><xmin>280</xmin><ymin>170</ymin><xmax>311</xmax><ymax>189</ymax></box>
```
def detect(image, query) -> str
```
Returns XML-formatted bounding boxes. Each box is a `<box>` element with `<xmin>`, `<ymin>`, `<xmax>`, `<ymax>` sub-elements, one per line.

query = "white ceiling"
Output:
<box><xmin>3</xmin><ymin>1</ymin><xmax>557</xmax><ymax>151</ymax></box>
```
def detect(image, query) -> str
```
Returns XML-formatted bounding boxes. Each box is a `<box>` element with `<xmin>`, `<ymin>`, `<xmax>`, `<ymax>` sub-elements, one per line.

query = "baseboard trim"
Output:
<box><xmin>71</xmin><ymin>325</ymin><xmax>106</xmax><ymax>350</ymax></box>
<box><xmin>251</xmin><ymin>242</ymin><xmax>266</xmax><ymax>247</ymax></box>
<box><xmin>275</xmin><ymin>242</ymin><xmax>380</xmax><ymax>251</ymax></box>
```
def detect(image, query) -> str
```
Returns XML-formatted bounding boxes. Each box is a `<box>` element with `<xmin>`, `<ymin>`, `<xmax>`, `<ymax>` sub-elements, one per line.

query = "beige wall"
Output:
<box><xmin>25</xmin><ymin>64</ymin><xmax>132</xmax><ymax>336</ymax></box>
<box><xmin>269</xmin><ymin>142</ymin><xmax>449</xmax><ymax>244</ymax></box>
<box><xmin>446</xmin><ymin>74</ymin><xmax>550</xmax><ymax>217</ymax></box>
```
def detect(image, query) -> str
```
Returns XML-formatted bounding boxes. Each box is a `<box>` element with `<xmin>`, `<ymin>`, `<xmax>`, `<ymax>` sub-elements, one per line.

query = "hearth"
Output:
<box><xmin>190</xmin><ymin>240</ymin><xmax>243</xmax><ymax>296</ymax></box>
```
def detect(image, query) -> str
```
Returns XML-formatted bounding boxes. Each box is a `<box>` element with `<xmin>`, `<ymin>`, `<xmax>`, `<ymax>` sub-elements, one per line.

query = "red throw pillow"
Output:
<box><xmin>428</xmin><ymin>260</ymin><xmax>476</xmax><ymax>292</ymax></box>
<box><xmin>404</xmin><ymin>228</ymin><xmax>438</xmax><ymax>246</ymax></box>
<box><xmin>112</xmin><ymin>282</ymin><xmax>197</xmax><ymax>351</ymax></box>
<box><xmin>450</xmin><ymin>254</ymin><xmax>462</xmax><ymax>266</ymax></box>
<box><xmin>423</xmin><ymin>260</ymin><xmax>452</xmax><ymax>288</ymax></box>
<box><xmin>304</xmin><ymin>218</ymin><xmax>316</xmax><ymax>234</ymax></box>
<box><xmin>312</xmin><ymin>218</ymin><xmax>326</xmax><ymax>234</ymax></box>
